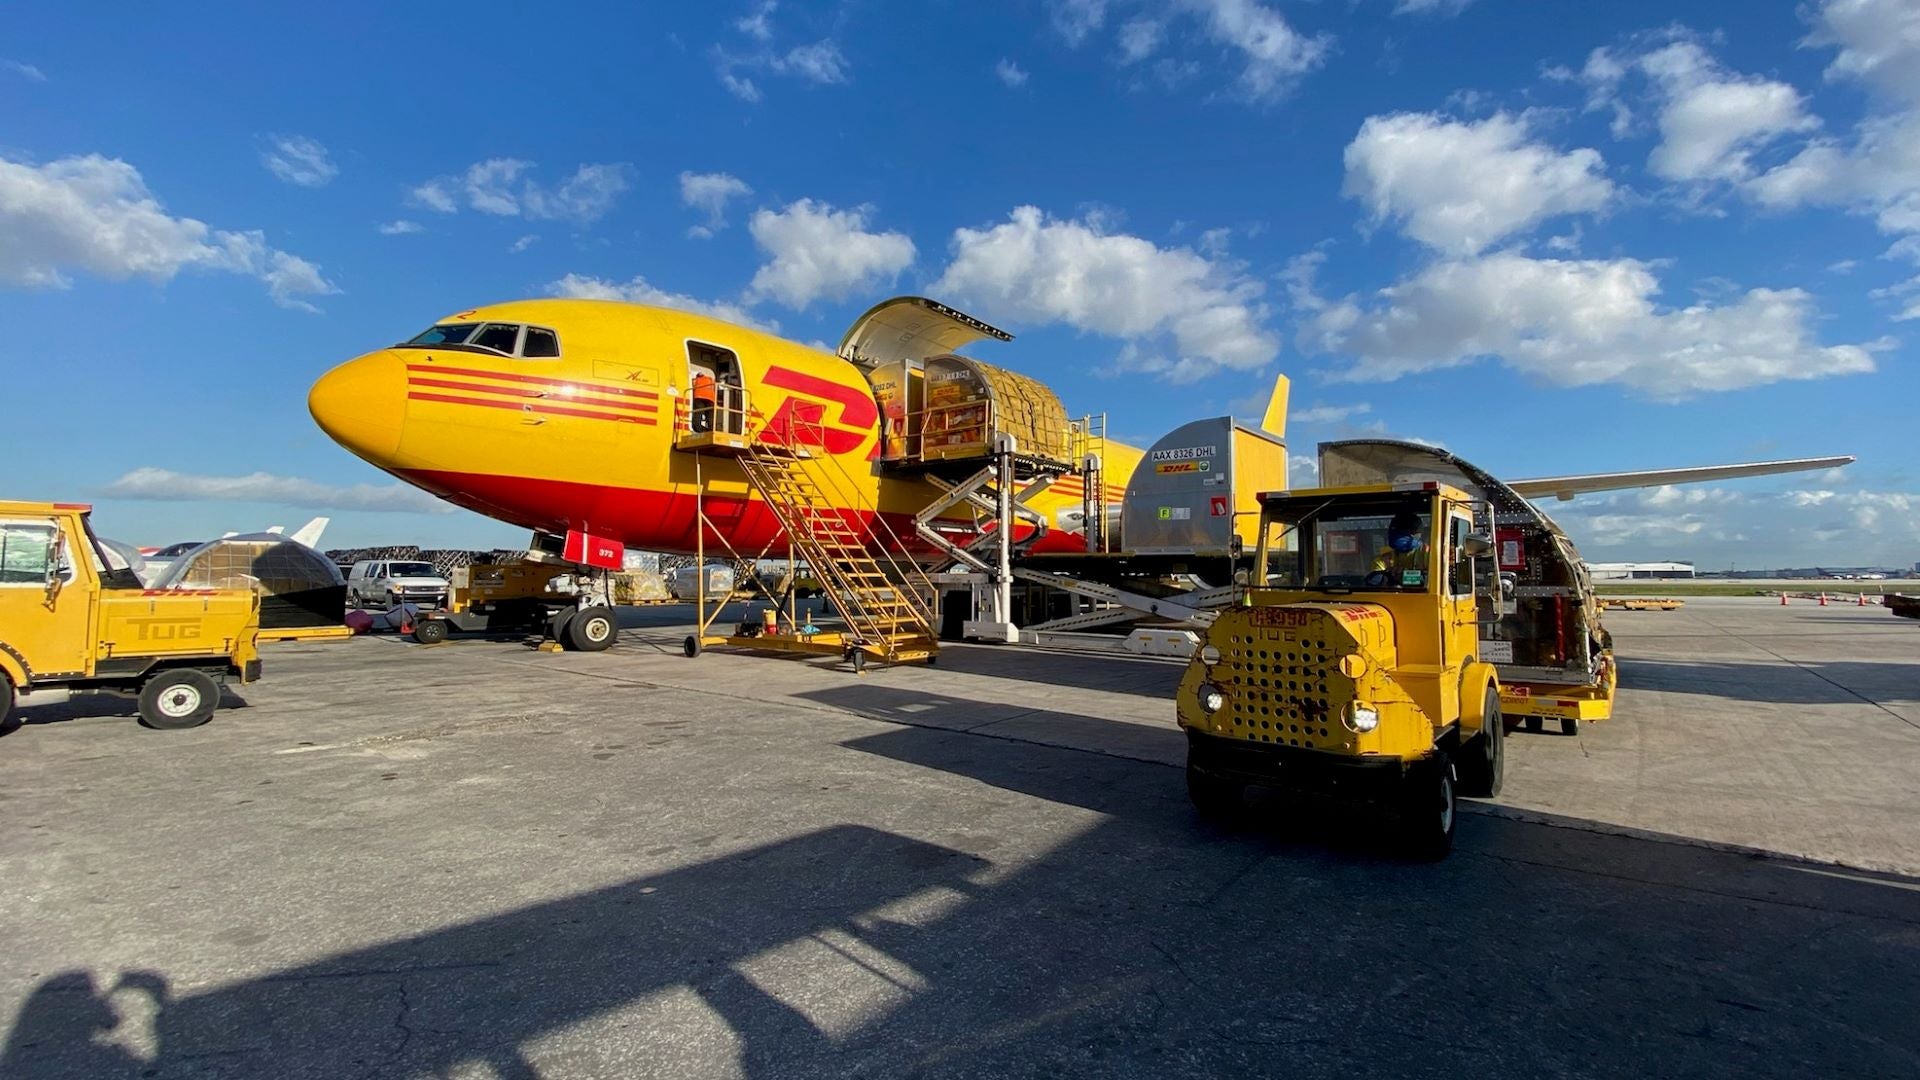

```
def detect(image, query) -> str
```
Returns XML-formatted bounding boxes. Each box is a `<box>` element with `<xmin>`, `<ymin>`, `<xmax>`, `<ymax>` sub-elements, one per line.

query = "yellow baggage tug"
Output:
<box><xmin>1176</xmin><ymin>440</ymin><xmax>1622</xmax><ymax>857</ymax></box>
<box><xmin>1</xmin><ymin>502</ymin><xmax>261</xmax><ymax>730</ymax></box>
<box><xmin>1178</xmin><ymin>480</ymin><xmax>1504</xmax><ymax>858</ymax></box>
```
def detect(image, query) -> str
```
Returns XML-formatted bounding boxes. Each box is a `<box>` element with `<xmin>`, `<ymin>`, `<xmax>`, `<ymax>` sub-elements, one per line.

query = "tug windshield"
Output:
<box><xmin>1261</xmin><ymin>500</ymin><xmax>1434</xmax><ymax>592</ymax></box>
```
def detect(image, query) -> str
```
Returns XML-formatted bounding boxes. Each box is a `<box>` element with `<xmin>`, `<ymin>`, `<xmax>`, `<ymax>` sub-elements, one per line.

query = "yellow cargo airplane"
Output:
<box><xmin>306</xmin><ymin>295</ymin><xmax>1851</xmax><ymax>567</ymax></box>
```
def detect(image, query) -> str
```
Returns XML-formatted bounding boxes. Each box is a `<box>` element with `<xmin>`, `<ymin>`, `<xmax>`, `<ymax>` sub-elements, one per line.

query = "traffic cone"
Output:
<box><xmin>1858</xmin><ymin>592</ymin><xmax>1868</xmax><ymax>606</ymax></box>
<box><xmin>1819</xmin><ymin>592</ymin><xmax>1828</xmax><ymax>606</ymax></box>
<box><xmin>1780</xmin><ymin>592</ymin><xmax>1789</xmax><ymax>605</ymax></box>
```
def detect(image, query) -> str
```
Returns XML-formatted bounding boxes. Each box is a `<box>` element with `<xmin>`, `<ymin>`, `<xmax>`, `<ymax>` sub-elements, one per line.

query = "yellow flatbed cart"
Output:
<box><xmin>1599</xmin><ymin>597</ymin><xmax>1684</xmax><ymax>612</ymax></box>
<box><xmin>260</xmin><ymin>625</ymin><xmax>353</xmax><ymax>643</ymax></box>
<box><xmin>1502</xmin><ymin>658</ymin><xmax>1617</xmax><ymax>735</ymax></box>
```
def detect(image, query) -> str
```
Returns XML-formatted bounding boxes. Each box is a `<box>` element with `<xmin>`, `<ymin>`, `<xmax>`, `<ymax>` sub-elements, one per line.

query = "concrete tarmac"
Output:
<box><xmin>1</xmin><ymin>598</ymin><xmax>1916</xmax><ymax>1077</ymax></box>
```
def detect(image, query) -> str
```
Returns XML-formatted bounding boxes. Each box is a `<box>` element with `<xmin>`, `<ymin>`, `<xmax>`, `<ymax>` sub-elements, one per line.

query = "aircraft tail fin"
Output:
<box><xmin>1260</xmin><ymin>374</ymin><xmax>1290</xmax><ymax>439</ymax></box>
<box><xmin>290</xmin><ymin>517</ymin><xmax>330</xmax><ymax>548</ymax></box>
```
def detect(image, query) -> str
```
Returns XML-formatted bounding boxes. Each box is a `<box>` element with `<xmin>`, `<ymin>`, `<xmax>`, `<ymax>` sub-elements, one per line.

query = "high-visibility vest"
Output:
<box><xmin>691</xmin><ymin>376</ymin><xmax>717</xmax><ymax>403</ymax></box>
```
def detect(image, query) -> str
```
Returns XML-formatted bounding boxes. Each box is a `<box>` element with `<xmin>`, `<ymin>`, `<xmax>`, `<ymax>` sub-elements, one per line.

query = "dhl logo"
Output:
<box><xmin>757</xmin><ymin>366</ymin><xmax>877</xmax><ymax>455</ymax></box>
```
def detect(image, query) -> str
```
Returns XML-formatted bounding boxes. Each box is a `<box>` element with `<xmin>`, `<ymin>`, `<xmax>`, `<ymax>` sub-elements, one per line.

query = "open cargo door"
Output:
<box><xmin>838</xmin><ymin>296</ymin><xmax>1013</xmax><ymax>368</ymax></box>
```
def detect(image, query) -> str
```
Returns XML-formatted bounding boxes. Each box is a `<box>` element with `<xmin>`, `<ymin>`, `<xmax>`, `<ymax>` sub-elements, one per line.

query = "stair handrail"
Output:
<box><xmin>732</xmin><ymin>415</ymin><xmax>907</xmax><ymax>649</ymax></box>
<box><xmin>780</xmin><ymin>411</ymin><xmax>939</xmax><ymax>632</ymax></box>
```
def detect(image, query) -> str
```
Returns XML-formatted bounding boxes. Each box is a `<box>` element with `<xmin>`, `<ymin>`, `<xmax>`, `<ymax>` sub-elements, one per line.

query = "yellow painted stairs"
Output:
<box><xmin>733</xmin><ymin>433</ymin><xmax>940</xmax><ymax>666</ymax></box>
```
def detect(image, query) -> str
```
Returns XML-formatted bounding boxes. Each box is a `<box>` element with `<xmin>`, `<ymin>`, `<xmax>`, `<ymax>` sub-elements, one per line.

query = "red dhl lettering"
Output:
<box><xmin>759</xmin><ymin>366</ymin><xmax>877</xmax><ymax>455</ymax></box>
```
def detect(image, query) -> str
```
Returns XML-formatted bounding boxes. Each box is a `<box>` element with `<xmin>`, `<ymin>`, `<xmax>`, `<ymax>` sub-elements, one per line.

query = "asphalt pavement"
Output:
<box><xmin>1</xmin><ymin>598</ymin><xmax>1915</xmax><ymax>1077</ymax></box>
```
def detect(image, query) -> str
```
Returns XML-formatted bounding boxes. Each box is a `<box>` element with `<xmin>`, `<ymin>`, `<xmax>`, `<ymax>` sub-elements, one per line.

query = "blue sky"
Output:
<box><xmin>2</xmin><ymin>0</ymin><xmax>1915</xmax><ymax>569</ymax></box>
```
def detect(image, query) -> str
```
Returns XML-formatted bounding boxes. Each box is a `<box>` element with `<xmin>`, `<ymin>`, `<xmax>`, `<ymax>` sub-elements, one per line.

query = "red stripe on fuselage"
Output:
<box><xmin>406</xmin><ymin>391</ymin><xmax>655</xmax><ymax>425</ymax></box>
<box><xmin>407</xmin><ymin>377</ymin><xmax>658</xmax><ymax>414</ymax></box>
<box><xmin>404</xmin><ymin>363</ymin><xmax>659</xmax><ymax>400</ymax></box>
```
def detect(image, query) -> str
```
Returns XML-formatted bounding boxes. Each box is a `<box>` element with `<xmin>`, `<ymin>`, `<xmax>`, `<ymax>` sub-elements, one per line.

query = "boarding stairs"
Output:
<box><xmin>734</xmin><ymin>429</ymin><xmax>939</xmax><ymax>665</ymax></box>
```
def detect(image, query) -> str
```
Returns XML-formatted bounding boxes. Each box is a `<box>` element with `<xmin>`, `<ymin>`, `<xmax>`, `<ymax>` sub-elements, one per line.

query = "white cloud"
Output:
<box><xmin>1190</xmin><ymin>0</ymin><xmax>1332</xmax><ymax>101</ymax></box>
<box><xmin>1551</xmin><ymin>482</ymin><xmax>1920</xmax><ymax>566</ymax></box>
<box><xmin>104</xmin><ymin>468</ymin><xmax>448</xmax><ymax>514</ymax></box>
<box><xmin>1051</xmin><ymin>0</ymin><xmax>1109</xmax><ymax>45</ymax></box>
<box><xmin>774</xmin><ymin>41</ymin><xmax>849</xmax><ymax>84</ymax></box>
<box><xmin>1301</xmin><ymin>251</ymin><xmax>1880</xmax><ymax>397</ymax></box>
<box><xmin>932</xmin><ymin>205</ymin><xmax>1278</xmax><ymax>382</ymax></box>
<box><xmin>0</xmin><ymin>152</ymin><xmax>336</xmax><ymax>310</ymax></box>
<box><xmin>746</xmin><ymin>199</ymin><xmax>915</xmax><ymax>309</ymax></box>
<box><xmin>1394</xmin><ymin>0</ymin><xmax>1473</xmax><ymax>13</ymax></box>
<box><xmin>715</xmin><ymin>36</ymin><xmax>850</xmax><ymax>100</ymax></box>
<box><xmin>1636</xmin><ymin>42</ymin><xmax>1818</xmax><ymax>183</ymax></box>
<box><xmin>1050</xmin><ymin>1</ymin><xmax>1328</xmax><ymax>101</ymax></box>
<box><xmin>995</xmin><ymin>58</ymin><xmax>1029</xmax><ymax>87</ymax></box>
<box><xmin>735</xmin><ymin>0</ymin><xmax>777</xmax><ymax>41</ymax></box>
<box><xmin>260</xmin><ymin>134</ymin><xmax>337</xmax><ymax>188</ymax></box>
<box><xmin>1744</xmin><ymin>3</ymin><xmax>1920</xmax><ymax>250</ymax></box>
<box><xmin>1342</xmin><ymin>111</ymin><xmax>1614</xmax><ymax>255</ymax></box>
<box><xmin>4</xmin><ymin>60</ymin><xmax>46</xmax><ymax>82</ymax></box>
<box><xmin>409</xmin><ymin>160</ymin><xmax>631</xmax><ymax>223</ymax></box>
<box><xmin>1808</xmin><ymin>0</ymin><xmax>1920</xmax><ymax>104</ymax></box>
<box><xmin>508</xmin><ymin>234</ymin><xmax>538</xmax><ymax>254</ymax></box>
<box><xmin>1118</xmin><ymin>19</ymin><xmax>1163</xmax><ymax>62</ymax></box>
<box><xmin>1292</xmin><ymin>402</ymin><xmax>1373</xmax><ymax>424</ymax></box>
<box><xmin>1288</xmin><ymin>453</ymin><xmax>1319</xmax><ymax>485</ymax></box>
<box><xmin>679</xmin><ymin>170</ymin><xmax>752</xmax><ymax>237</ymax></box>
<box><xmin>377</xmin><ymin>219</ymin><xmax>422</xmax><ymax>235</ymax></box>
<box><xmin>548</xmin><ymin>273</ymin><xmax>777</xmax><ymax>332</ymax></box>
<box><xmin>717</xmin><ymin>66</ymin><xmax>762</xmax><ymax>102</ymax></box>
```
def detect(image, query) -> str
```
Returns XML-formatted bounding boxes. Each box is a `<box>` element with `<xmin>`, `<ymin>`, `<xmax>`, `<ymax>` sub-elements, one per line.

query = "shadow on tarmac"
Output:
<box><xmin>7</xmin><ymin>720</ymin><xmax>1920</xmax><ymax>1076</ymax></box>
<box><xmin>1620</xmin><ymin>659</ymin><xmax>1920</xmax><ymax>705</ymax></box>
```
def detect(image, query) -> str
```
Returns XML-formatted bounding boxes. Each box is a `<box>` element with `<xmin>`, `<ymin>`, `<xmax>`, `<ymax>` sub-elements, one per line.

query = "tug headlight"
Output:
<box><xmin>1199</xmin><ymin>683</ymin><xmax>1226</xmax><ymax>713</ymax></box>
<box><xmin>1345</xmin><ymin>703</ymin><xmax>1380</xmax><ymax>733</ymax></box>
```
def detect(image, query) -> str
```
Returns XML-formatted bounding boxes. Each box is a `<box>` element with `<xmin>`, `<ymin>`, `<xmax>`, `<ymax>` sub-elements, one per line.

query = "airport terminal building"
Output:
<box><xmin>1588</xmin><ymin>561</ymin><xmax>1697</xmax><ymax>580</ymax></box>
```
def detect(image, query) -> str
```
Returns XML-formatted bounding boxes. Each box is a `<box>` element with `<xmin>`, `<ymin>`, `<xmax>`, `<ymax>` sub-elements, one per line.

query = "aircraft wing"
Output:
<box><xmin>1509</xmin><ymin>456</ymin><xmax>1855</xmax><ymax>501</ymax></box>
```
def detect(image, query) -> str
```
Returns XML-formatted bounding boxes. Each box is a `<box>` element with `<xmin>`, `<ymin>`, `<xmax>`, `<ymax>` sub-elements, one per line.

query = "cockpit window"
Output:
<box><xmin>408</xmin><ymin>323</ymin><xmax>479</xmax><ymax>346</ymax></box>
<box><xmin>400</xmin><ymin>321</ymin><xmax>560</xmax><ymax>359</ymax></box>
<box><xmin>522</xmin><ymin>326</ymin><xmax>560</xmax><ymax>358</ymax></box>
<box><xmin>471</xmin><ymin>323</ymin><xmax>522</xmax><ymax>355</ymax></box>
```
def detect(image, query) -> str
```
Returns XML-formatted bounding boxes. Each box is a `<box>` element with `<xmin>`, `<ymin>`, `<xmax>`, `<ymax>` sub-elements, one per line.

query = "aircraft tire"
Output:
<box><xmin>548</xmin><ymin>608</ymin><xmax>578</xmax><ymax>650</ymax></box>
<box><xmin>138</xmin><ymin>669</ymin><xmax>220</xmax><ymax>730</ymax></box>
<box><xmin>568</xmin><ymin>607</ymin><xmax>617</xmax><ymax>652</ymax></box>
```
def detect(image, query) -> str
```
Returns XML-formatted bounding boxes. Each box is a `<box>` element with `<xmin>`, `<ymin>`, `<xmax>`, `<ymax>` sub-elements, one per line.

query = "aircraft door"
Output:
<box><xmin>686</xmin><ymin>341</ymin><xmax>747</xmax><ymax>436</ymax></box>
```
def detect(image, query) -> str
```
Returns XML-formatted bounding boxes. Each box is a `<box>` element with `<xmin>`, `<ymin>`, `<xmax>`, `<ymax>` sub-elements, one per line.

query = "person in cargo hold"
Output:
<box><xmin>690</xmin><ymin>371</ymin><xmax>717</xmax><ymax>433</ymax></box>
<box><xmin>1371</xmin><ymin>508</ymin><xmax>1429</xmax><ymax>582</ymax></box>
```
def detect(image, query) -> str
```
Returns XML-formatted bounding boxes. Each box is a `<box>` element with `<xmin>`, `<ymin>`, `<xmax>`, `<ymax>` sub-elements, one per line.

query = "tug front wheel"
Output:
<box><xmin>1458</xmin><ymin>688</ymin><xmax>1504</xmax><ymax>798</ymax></box>
<box><xmin>1398</xmin><ymin>752</ymin><xmax>1456</xmax><ymax>861</ymax></box>
<box><xmin>1185</xmin><ymin>762</ymin><xmax>1243</xmax><ymax>825</ymax></box>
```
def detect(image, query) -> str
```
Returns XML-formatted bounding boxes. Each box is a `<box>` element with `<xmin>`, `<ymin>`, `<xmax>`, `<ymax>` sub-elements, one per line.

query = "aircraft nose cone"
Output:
<box><xmin>309</xmin><ymin>350</ymin><xmax>404</xmax><ymax>465</ymax></box>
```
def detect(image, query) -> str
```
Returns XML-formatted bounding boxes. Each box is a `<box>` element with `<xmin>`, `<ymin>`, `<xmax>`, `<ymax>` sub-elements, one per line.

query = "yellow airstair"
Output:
<box><xmin>679</xmin><ymin>403</ymin><xmax>939</xmax><ymax>671</ymax></box>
